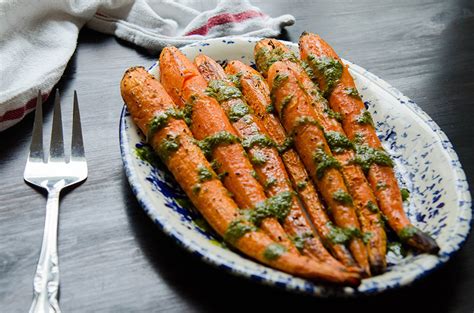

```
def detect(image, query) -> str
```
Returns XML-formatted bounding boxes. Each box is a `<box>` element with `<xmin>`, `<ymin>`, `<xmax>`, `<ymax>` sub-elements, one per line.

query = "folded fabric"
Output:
<box><xmin>0</xmin><ymin>0</ymin><xmax>294</xmax><ymax>132</ymax></box>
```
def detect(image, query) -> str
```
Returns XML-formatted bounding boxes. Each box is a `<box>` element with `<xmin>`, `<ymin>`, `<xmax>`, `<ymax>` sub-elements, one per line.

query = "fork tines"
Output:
<box><xmin>28</xmin><ymin>90</ymin><xmax>85</xmax><ymax>164</ymax></box>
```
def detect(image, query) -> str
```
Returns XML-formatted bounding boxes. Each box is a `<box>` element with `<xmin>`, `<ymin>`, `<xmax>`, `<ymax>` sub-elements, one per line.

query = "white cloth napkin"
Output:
<box><xmin>0</xmin><ymin>0</ymin><xmax>294</xmax><ymax>131</ymax></box>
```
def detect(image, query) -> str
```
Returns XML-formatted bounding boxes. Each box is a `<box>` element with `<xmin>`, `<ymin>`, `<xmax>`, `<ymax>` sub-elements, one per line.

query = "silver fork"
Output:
<box><xmin>24</xmin><ymin>90</ymin><xmax>87</xmax><ymax>313</ymax></box>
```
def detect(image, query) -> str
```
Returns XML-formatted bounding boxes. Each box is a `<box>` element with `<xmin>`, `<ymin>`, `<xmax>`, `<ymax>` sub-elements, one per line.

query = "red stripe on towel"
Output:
<box><xmin>185</xmin><ymin>10</ymin><xmax>266</xmax><ymax>36</ymax></box>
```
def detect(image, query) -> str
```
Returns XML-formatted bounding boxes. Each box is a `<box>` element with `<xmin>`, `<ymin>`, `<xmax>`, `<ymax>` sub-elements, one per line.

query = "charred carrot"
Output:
<box><xmin>299</xmin><ymin>32</ymin><xmax>439</xmax><ymax>254</ymax></box>
<box><xmin>254</xmin><ymin>39</ymin><xmax>387</xmax><ymax>274</ymax></box>
<box><xmin>120</xmin><ymin>66</ymin><xmax>360</xmax><ymax>284</ymax></box>
<box><xmin>225</xmin><ymin>60</ymin><xmax>359</xmax><ymax>269</ymax></box>
<box><xmin>267</xmin><ymin>61</ymin><xmax>371</xmax><ymax>276</ymax></box>
<box><xmin>194</xmin><ymin>54</ymin><xmax>349</xmax><ymax>270</ymax></box>
<box><xmin>159</xmin><ymin>46</ymin><xmax>297</xmax><ymax>254</ymax></box>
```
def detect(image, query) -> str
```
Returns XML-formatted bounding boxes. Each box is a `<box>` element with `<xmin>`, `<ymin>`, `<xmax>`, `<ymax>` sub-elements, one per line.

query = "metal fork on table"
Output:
<box><xmin>24</xmin><ymin>90</ymin><xmax>88</xmax><ymax>313</ymax></box>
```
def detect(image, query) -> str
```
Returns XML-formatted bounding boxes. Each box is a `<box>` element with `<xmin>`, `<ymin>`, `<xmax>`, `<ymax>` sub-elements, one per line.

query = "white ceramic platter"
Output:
<box><xmin>119</xmin><ymin>37</ymin><xmax>471</xmax><ymax>296</ymax></box>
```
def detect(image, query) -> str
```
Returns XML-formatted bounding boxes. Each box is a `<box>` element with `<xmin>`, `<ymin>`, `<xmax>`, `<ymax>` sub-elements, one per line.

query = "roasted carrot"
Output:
<box><xmin>299</xmin><ymin>32</ymin><xmax>439</xmax><ymax>254</ymax></box>
<box><xmin>253</xmin><ymin>39</ymin><xmax>387</xmax><ymax>274</ymax></box>
<box><xmin>267</xmin><ymin>61</ymin><xmax>371</xmax><ymax>276</ymax></box>
<box><xmin>120</xmin><ymin>66</ymin><xmax>360</xmax><ymax>284</ymax></box>
<box><xmin>194</xmin><ymin>54</ymin><xmax>349</xmax><ymax>270</ymax></box>
<box><xmin>225</xmin><ymin>60</ymin><xmax>359</xmax><ymax>270</ymax></box>
<box><xmin>158</xmin><ymin>46</ymin><xmax>297</xmax><ymax>254</ymax></box>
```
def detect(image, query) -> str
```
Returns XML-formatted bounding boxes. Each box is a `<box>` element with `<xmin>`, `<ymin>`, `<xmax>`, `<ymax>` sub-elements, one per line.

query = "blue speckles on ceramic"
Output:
<box><xmin>119</xmin><ymin>37</ymin><xmax>472</xmax><ymax>297</ymax></box>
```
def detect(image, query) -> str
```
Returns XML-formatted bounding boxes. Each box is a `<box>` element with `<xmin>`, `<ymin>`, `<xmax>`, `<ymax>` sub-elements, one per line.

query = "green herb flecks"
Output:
<box><xmin>242</xmin><ymin>133</ymin><xmax>277</xmax><ymax>149</ymax></box>
<box><xmin>291</xmin><ymin>232</ymin><xmax>314</xmax><ymax>252</ymax></box>
<box><xmin>367</xmin><ymin>201</ymin><xmax>379</xmax><ymax>213</ymax></box>
<box><xmin>278</xmin><ymin>95</ymin><xmax>293</xmax><ymax>120</ymax></box>
<box><xmin>353</xmin><ymin>144</ymin><xmax>394</xmax><ymax>173</ymax></box>
<box><xmin>246</xmin><ymin>191</ymin><xmax>293</xmax><ymax>226</ymax></box>
<box><xmin>324</xmin><ymin>131</ymin><xmax>353</xmax><ymax>154</ymax></box>
<box><xmin>205</xmin><ymin>79</ymin><xmax>242</xmax><ymax>102</ymax></box>
<box><xmin>324</xmin><ymin>107</ymin><xmax>343</xmax><ymax>122</ymax></box>
<box><xmin>313</xmin><ymin>148</ymin><xmax>341</xmax><ymax>179</ymax></box>
<box><xmin>224</xmin><ymin>219</ymin><xmax>256</xmax><ymax>245</ymax></box>
<box><xmin>277</xmin><ymin>136</ymin><xmax>294</xmax><ymax>154</ymax></box>
<box><xmin>332</xmin><ymin>189</ymin><xmax>353</xmax><ymax>205</ymax></box>
<box><xmin>147</xmin><ymin>108</ymin><xmax>183</xmax><ymax>140</ymax></box>
<box><xmin>264</xmin><ymin>177</ymin><xmax>277</xmax><ymax>189</ymax></box>
<box><xmin>250</xmin><ymin>150</ymin><xmax>268</xmax><ymax>166</ymax></box>
<box><xmin>398</xmin><ymin>225</ymin><xmax>417</xmax><ymax>241</ymax></box>
<box><xmin>197</xmin><ymin>165</ymin><xmax>214</xmax><ymax>182</ymax></box>
<box><xmin>344</xmin><ymin>87</ymin><xmax>361</xmax><ymax>99</ymax></box>
<box><xmin>197</xmin><ymin>131</ymin><xmax>240</xmax><ymax>157</ymax></box>
<box><xmin>356</xmin><ymin>110</ymin><xmax>374</xmax><ymax>127</ymax></box>
<box><xmin>156</xmin><ymin>134</ymin><xmax>180</xmax><ymax>161</ymax></box>
<box><xmin>263</xmin><ymin>243</ymin><xmax>287</xmax><ymax>261</ymax></box>
<box><xmin>401</xmin><ymin>188</ymin><xmax>410</xmax><ymax>201</ymax></box>
<box><xmin>296</xmin><ymin>181</ymin><xmax>307</xmax><ymax>191</ymax></box>
<box><xmin>307</xmin><ymin>55</ymin><xmax>343</xmax><ymax>96</ymax></box>
<box><xmin>228</xmin><ymin>101</ymin><xmax>251</xmax><ymax>122</ymax></box>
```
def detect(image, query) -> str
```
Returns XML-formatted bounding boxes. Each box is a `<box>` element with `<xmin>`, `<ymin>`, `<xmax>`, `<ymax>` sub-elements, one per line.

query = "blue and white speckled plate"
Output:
<box><xmin>119</xmin><ymin>37</ymin><xmax>471</xmax><ymax>296</ymax></box>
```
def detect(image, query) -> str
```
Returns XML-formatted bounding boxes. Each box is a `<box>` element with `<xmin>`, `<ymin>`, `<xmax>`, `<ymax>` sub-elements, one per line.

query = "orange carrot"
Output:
<box><xmin>299</xmin><ymin>32</ymin><xmax>439</xmax><ymax>254</ymax></box>
<box><xmin>194</xmin><ymin>54</ymin><xmax>349</xmax><ymax>270</ymax></box>
<box><xmin>225</xmin><ymin>60</ymin><xmax>359</xmax><ymax>270</ymax></box>
<box><xmin>120</xmin><ymin>66</ymin><xmax>360</xmax><ymax>284</ymax></box>
<box><xmin>159</xmin><ymin>46</ymin><xmax>297</xmax><ymax>253</ymax></box>
<box><xmin>253</xmin><ymin>39</ymin><xmax>387</xmax><ymax>274</ymax></box>
<box><xmin>267</xmin><ymin>60</ymin><xmax>371</xmax><ymax>276</ymax></box>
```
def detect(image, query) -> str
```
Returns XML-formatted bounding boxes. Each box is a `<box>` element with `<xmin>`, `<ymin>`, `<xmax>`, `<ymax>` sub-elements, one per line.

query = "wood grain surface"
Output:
<box><xmin>1</xmin><ymin>0</ymin><xmax>473</xmax><ymax>312</ymax></box>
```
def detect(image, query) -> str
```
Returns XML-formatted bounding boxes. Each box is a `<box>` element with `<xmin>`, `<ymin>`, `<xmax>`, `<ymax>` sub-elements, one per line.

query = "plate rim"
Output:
<box><xmin>119</xmin><ymin>36</ymin><xmax>472</xmax><ymax>297</ymax></box>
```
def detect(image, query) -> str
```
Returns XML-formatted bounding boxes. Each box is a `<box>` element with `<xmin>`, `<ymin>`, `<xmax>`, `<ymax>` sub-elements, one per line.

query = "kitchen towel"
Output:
<box><xmin>0</xmin><ymin>0</ymin><xmax>294</xmax><ymax>131</ymax></box>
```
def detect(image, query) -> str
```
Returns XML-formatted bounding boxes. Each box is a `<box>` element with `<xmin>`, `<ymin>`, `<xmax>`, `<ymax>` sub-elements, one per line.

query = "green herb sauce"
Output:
<box><xmin>353</xmin><ymin>144</ymin><xmax>394</xmax><ymax>173</ymax></box>
<box><xmin>353</xmin><ymin>132</ymin><xmax>365</xmax><ymax>145</ymax></box>
<box><xmin>197</xmin><ymin>131</ymin><xmax>240</xmax><ymax>157</ymax></box>
<box><xmin>272</xmin><ymin>73</ymin><xmax>289</xmax><ymax>91</ymax></box>
<box><xmin>291</xmin><ymin>232</ymin><xmax>314</xmax><ymax>252</ymax></box>
<box><xmin>279</xmin><ymin>95</ymin><xmax>293</xmax><ymax>120</ymax></box>
<box><xmin>324</xmin><ymin>107</ymin><xmax>343</xmax><ymax>122</ymax></box>
<box><xmin>242</xmin><ymin>133</ymin><xmax>277</xmax><ymax>149</ymax></box>
<box><xmin>367</xmin><ymin>200</ymin><xmax>379</xmax><ymax>213</ymax></box>
<box><xmin>326</xmin><ymin>222</ymin><xmax>362</xmax><ymax>244</ymax></box>
<box><xmin>344</xmin><ymin>87</ymin><xmax>361</xmax><ymax>98</ymax></box>
<box><xmin>398</xmin><ymin>225</ymin><xmax>417</xmax><ymax>241</ymax></box>
<box><xmin>147</xmin><ymin>108</ymin><xmax>183</xmax><ymax>140</ymax></box>
<box><xmin>255</xmin><ymin>46</ymin><xmax>298</xmax><ymax>73</ymax></box>
<box><xmin>266</xmin><ymin>103</ymin><xmax>275</xmax><ymax>114</ymax></box>
<box><xmin>156</xmin><ymin>134</ymin><xmax>180</xmax><ymax>161</ymax></box>
<box><xmin>228</xmin><ymin>101</ymin><xmax>251</xmax><ymax>122</ymax></box>
<box><xmin>277</xmin><ymin>136</ymin><xmax>294</xmax><ymax>154</ymax></box>
<box><xmin>296</xmin><ymin>181</ymin><xmax>307</xmax><ymax>191</ymax></box>
<box><xmin>197</xmin><ymin>165</ymin><xmax>213</xmax><ymax>182</ymax></box>
<box><xmin>264</xmin><ymin>177</ymin><xmax>277</xmax><ymax>189</ymax></box>
<box><xmin>313</xmin><ymin>148</ymin><xmax>341</xmax><ymax>179</ymax></box>
<box><xmin>250</xmin><ymin>150</ymin><xmax>268</xmax><ymax>166</ymax></box>
<box><xmin>205</xmin><ymin>79</ymin><xmax>242</xmax><ymax>102</ymax></box>
<box><xmin>324</xmin><ymin>131</ymin><xmax>353</xmax><ymax>154</ymax></box>
<box><xmin>247</xmin><ymin>191</ymin><xmax>293</xmax><ymax>226</ymax></box>
<box><xmin>227</xmin><ymin>72</ymin><xmax>242</xmax><ymax>89</ymax></box>
<box><xmin>401</xmin><ymin>188</ymin><xmax>410</xmax><ymax>201</ymax></box>
<box><xmin>332</xmin><ymin>189</ymin><xmax>353</xmax><ymax>205</ymax></box>
<box><xmin>362</xmin><ymin>232</ymin><xmax>373</xmax><ymax>244</ymax></box>
<box><xmin>356</xmin><ymin>110</ymin><xmax>374</xmax><ymax>127</ymax></box>
<box><xmin>263</xmin><ymin>243</ymin><xmax>287</xmax><ymax>261</ymax></box>
<box><xmin>292</xmin><ymin>115</ymin><xmax>321</xmax><ymax>131</ymax></box>
<box><xmin>224</xmin><ymin>219</ymin><xmax>256</xmax><ymax>245</ymax></box>
<box><xmin>308</xmin><ymin>55</ymin><xmax>343</xmax><ymax>95</ymax></box>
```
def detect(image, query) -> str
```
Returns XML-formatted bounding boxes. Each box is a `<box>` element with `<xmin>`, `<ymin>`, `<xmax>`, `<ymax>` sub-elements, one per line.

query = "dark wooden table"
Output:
<box><xmin>1</xmin><ymin>1</ymin><xmax>473</xmax><ymax>312</ymax></box>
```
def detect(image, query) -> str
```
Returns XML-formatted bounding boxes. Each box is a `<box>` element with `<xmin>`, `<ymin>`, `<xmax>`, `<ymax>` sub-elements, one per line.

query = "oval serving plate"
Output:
<box><xmin>119</xmin><ymin>37</ymin><xmax>471</xmax><ymax>296</ymax></box>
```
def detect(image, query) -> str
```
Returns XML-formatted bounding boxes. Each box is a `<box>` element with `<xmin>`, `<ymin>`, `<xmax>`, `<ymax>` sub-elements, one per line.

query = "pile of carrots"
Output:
<box><xmin>120</xmin><ymin>32</ymin><xmax>439</xmax><ymax>286</ymax></box>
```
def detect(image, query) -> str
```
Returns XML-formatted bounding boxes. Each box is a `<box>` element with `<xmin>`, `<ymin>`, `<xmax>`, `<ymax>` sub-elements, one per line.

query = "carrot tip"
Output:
<box><xmin>407</xmin><ymin>228</ymin><xmax>440</xmax><ymax>254</ymax></box>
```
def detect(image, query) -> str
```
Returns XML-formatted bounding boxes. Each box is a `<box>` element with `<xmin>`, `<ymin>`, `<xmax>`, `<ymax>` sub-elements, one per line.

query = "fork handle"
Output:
<box><xmin>29</xmin><ymin>185</ymin><xmax>63</xmax><ymax>313</ymax></box>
